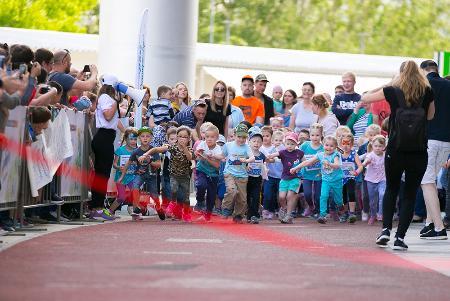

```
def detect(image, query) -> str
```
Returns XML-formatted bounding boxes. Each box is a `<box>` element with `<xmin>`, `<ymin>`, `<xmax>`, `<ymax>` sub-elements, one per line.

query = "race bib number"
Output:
<box><xmin>119</xmin><ymin>155</ymin><xmax>130</xmax><ymax>166</ymax></box>
<box><xmin>304</xmin><ymin>154</ymin><xmax>320</xmax><ymax>171</ymax></box>
<box><xmin>342</xmin><ymin>161</ymin><xmax>355</xmax><ymax>178</ymax></box>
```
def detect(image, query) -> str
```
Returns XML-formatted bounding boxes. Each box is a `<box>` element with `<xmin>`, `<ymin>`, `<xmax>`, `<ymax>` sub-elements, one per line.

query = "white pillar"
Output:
<box><xmin>99</xmin><ymin>0</ymin><xmax>198</xmax><ymax>95</ymax></box>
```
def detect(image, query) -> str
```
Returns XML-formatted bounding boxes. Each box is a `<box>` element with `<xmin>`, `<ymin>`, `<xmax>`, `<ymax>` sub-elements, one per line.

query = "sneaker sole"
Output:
<box><xmin>317</xmin><ymin>219</ymin><xmax>326</xmax><ymax>224</ymax></box>
<box><xmin>391</xmin><ymin>245</ymin><xmax>408</xmax><ymax>251</ymax></box>
<box><xmin>420</xmin><ymin>236</ymin><xmax>448</xmax><ymax>240</ymax></box>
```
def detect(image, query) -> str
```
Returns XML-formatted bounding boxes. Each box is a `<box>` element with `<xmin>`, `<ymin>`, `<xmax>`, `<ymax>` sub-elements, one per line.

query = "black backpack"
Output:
<box><xmin>390</xmin><ymin>88</ymin><xmax>427</xmax><ymax>152</ymax></box>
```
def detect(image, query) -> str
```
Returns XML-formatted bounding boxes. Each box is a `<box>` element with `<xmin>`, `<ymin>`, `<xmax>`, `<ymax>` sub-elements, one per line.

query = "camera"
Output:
<box><xmin>0</xmin><ymin>55</ymin><xmax>5</xmax><ymax>69</ymax></box>
<box><xmin>82</xmin><ymin>65</ymin><xmax>90</xmax><ymax>73</ymax></box>
<box><xmin>39</xmin><ymin>85</ymin><xmax>51</xmax><ymax>94</ymax></box>
<box><xmin>19</xmin><ymin>63</ymin><xmax>27</xmax><ymax>78</ymax></box>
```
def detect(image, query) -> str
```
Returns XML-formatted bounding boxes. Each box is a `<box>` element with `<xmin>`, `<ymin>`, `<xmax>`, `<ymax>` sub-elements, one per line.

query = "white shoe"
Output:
<box><xmin>361</xmin><ymin>212</ymin><xmax>369</xmax><ymax>222</ymax></box>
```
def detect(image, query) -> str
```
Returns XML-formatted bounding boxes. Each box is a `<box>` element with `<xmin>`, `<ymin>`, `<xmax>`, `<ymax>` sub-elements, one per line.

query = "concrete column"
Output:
<box><xmin>99</xmin><ymin>0</ymin><xmax>198</xmax><ymax>95</ymax></box>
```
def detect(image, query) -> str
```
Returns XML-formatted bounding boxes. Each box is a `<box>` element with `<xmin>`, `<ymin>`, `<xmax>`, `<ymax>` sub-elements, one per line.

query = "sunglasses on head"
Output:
<box><xmin>62</xmin><ymin>49</ymin><xmax>70</xmax><ymax>63</ymax></box>
<box><xmin>214</xmin><ymin>87</ymin><xmax>225</xmax><ymax>92</ymax></box>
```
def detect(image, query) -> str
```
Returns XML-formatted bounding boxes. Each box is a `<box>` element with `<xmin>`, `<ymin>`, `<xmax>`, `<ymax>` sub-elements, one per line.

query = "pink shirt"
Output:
<box><xmin>364</xmin><ymin>152</ymin><xmax>386</xmax><ymax>183</ymax></box>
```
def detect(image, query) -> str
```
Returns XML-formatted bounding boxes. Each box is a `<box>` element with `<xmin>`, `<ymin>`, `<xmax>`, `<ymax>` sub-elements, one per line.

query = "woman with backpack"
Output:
<box><xmin>356</xmin><ymin>60</ymin><xmax>435</xmax><ymax>251</ymax></box>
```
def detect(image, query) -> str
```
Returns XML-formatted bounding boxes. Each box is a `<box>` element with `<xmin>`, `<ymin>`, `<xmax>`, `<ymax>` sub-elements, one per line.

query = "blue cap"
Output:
<box><xmin>248</xmin><ymin>126</ymin><xmax>263</xmax><ymax>140</ymax></box>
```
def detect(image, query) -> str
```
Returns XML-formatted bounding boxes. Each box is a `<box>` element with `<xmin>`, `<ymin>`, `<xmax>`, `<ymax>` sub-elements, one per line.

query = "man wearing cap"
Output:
<box><xmin>419</xmin><ymin>60</ymin><xmax>450</xmax><ymax>238</ymax></box>
<box><xmin>173</xmin><ymin>99</ymin><xmax>208</xmax><ymax>141</ymax></box>
<box><xmin>231</xmin><ymin>75</ymin><xmax>265</xmax><ymax>125</ymax></box>
<box><xmin>254</xmin><ymin>74</ymin><xmax>274</xmax><ymax>125</ymax></box>
<box><xmin>48</xmin><ymin>50</ymin><xmax>98</xmax><ymax>105</ymax></box>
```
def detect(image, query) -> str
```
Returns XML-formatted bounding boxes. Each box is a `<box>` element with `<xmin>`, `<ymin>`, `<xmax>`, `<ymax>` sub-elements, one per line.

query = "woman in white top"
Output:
<box><xmin>90</xmin><ymin>75</ymin><xmax>125</xmax><ymax>216</ymax></box>
<box><xmin>311</xmin><ymin>93</ymin><xmax>340</xmax><ymax>137</ymax></box>
<box><xmin>290</xmin><ymin>82</ymin><xmax>317</xmax><ymax>132</ymax></box>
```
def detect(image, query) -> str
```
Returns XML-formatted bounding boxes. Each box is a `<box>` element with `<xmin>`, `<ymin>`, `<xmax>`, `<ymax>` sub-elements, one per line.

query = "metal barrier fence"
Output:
<box><xmin>0</xmin><ymin>107</ymin><xmax>92</xmax><ymax>226</ymax></box>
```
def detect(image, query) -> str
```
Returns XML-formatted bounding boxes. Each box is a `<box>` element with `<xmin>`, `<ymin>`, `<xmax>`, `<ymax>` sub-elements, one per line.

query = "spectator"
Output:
<box><xmin>280</xmin><ymin>89</ymin><xmax>297</xmax><ymax>127</ymax></box>
<box><xmin>204</xmin><ymin>80</ymin><xmax>232</xmax><ymax>136</ymax></box>
<box><xmin>147</xmin><ymin>85</ymin><xmax>175</xmax><ymax>128</ymax></box>
<box><xmin>359</xmin><ymin>60</ymin><xmax>435</xmax><ymax>250</ymax></box>
<box><xmin>48</xmin><ymin>49</ymin><xmax>98</xmax><ymax>106</ymax></box>
<box><xmin>346</xmin><ymin>101</ymin><xmax>374</xmax><ymax>145</ymax></box>
<box><xmin>332</xmin><ymin>72</ymin><xmax>361</xmax><ymax>124</ymax></box>
<box><xmin>311</xmin><ymin>94</ymin><xmax>339</xmax><ymax>137</ymax></box>
<box><xmin>419</xmin><ymin>59</ymin><xmax>450</xmax><ymax>240</ymax></box>
<box><xmin>175</xmin><ymin>82</ymin><xmax>190</xmax><ymax>111</ymax></box>
<box><xmin>34</xmin><ymin>48</ymin><xmax>53</xmax><ymax>84</ymax></box>
<box><xmin>231</xmin><ymin>75</ymin><xmax>264</xmax><ymax>125</ymax></box>
<box><xmin>290</xmin><ymin>82</ymin><xmax>317</xmax><ymax>132</ymax></box>
<box><xmin>335</xmin><ymin>85</ymin><xmax>345</xmax><ymax>96</ymax></box>
<box><xmin>173</xmin><ymin>99</ymin><xmax>208</xmax><ymax>141</ymax></box>
<box><xmin>272</xmin><ymin>85</ymin><xmax>283</xmax><ymax>115</ymax></box>
<box><xmin>254</xmin><ymin>74</ymin><xmax>274</xmax><ymax>125</ymax></box>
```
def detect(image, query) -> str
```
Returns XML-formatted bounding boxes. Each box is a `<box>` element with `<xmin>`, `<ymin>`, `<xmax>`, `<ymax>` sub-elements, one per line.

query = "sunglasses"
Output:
<box><xmin>214</xmin><ymin>87</ymin><xmax>225</xmax><ymax>92</ymax></box>
<box><xmin>62</xmin><ymin>49</ymin><xmax>70</xmax><ymax>63</ymax></box>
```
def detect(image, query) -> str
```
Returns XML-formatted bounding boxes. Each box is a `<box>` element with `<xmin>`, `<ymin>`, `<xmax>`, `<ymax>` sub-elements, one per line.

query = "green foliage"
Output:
<box><xmin>198</xmin><ymin>0</ymin><xmax>450</xmax><ymax>57</ymax></box>
<box><xmin>0</xmin><ymin>0</ymin><xmax>98</xmax><ymax>33</ymax></box>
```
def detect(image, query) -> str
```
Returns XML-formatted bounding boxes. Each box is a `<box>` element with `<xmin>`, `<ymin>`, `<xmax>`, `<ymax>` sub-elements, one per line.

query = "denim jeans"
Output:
<box><xmin>195</xmin><ymin>170</ymin><xmax>218</xmax><ymax>213</ymax></box>
<box><xmin>366</xmin><ymin>180</ymin><xmax>386</xmax><ymax>217</ymax></box>
<box><xmin>303</xmin><ymin>179</ymin><xmax>321</xmax><ymax>214</ymax></box>
<box><xmin>263</xmin><ymin>177</ymin><xmax>280</xmax><ymax>212</ymax></box>
<box><xmin>247</xmin><ymin>176</ymin><xmax>262</xmax><ymax>218</ymax></box>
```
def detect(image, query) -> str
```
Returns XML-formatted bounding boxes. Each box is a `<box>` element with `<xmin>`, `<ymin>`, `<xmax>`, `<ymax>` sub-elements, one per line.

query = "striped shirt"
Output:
<box><xmin>146</xmin><ymin>98</ymin><xmax>174</xmax><ymax>125</ymax></box>
<box><xmin>173</xmin><ymin>105</ymin><xmax>197</xmax><ymax>129</ymax></box>
<box><xmin>353</xmin><ymin>113</ymin><xmax>369</xmax><ymax>145</ymax></box>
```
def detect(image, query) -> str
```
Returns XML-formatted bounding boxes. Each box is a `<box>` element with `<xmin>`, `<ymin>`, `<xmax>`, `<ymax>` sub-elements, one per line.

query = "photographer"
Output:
<box><xmin>29</xmin><ymin>81</ymin><xmax>62</xmax><ymax>107</ymax></box>
<box><xmin>89</xmin><ymin>75</ymin><xmax>127</xmax><ymax>217</ymax></box>
<box><xmin>48</xmin><ymin>50</ymin><xmax>98</xmax><ymax>106</ymax></box>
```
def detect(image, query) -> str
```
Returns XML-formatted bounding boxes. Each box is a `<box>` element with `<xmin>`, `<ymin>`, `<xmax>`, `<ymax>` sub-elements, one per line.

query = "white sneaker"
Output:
<box><xmin>361</xmin><ymin>212</ymin><xmax>369</xmax><ymax>222</ymax></box>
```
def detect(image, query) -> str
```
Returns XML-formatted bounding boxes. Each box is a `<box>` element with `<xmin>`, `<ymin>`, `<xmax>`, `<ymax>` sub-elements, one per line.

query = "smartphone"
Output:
<box><xmin>0</xmin><ymin>55</ymin><xmax>5</xmax><ymax>69</ymax></box>
<box><xmin>19</xmin><ymin>63</ymin><xmax>27</xmax><ymax>78</ymax></box>
<box><xmin>39</xmin><ymin>85</ymin><xmax>50</xmax><ymax>94</ymax></box>
<box><xmin>82</xmin><ymin>65</ymin><xmax>90</xmax><ymax>73</ymax></box>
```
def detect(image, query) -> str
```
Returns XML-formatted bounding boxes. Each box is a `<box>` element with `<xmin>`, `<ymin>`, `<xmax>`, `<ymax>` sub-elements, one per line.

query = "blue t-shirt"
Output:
<box><xmin>247</xmin><ymin>152</ymin><xmax>266</xmax><ymax>177</ymax></box>
<box><xmin>260</xmin><ymin>145</ymin><xmax>283</xmax><ymax>179</ymax></box>
<box><xmin>114</xmin><ymin>145</ymin><xmax>137</xmax><ymax>184</ymax></box>
<box><xmin>129</xmin><ymin>147</ymin><xmax>160</xmax><ymax>176</ymax></box>
<box><xmin>273</xmin><ymin>99</ymin><xmax>283</xmax><ymax>114</ymax></box>
<box><xmin>315</xmin><ymin>151</ymin><xmax>343</xmax><ymax>183</ymax></box>
<box><xmin>223</xmin><ymin>141</ymin><xmax>253</xmax><ymax>178</ymax></box>
<box><xmin>48</xmin><ymin>72</ymin><xmax>76</xmax><ymax>106</ymax></box>
<box><xmin>299</xmin><ymin>141</ymin><xmax>324</xmax><ymax>181</ymax></box>
<box><xmin>332</xmin><ymin>93</ymin><xmax>361</xmax><ymax>125</ymax></box>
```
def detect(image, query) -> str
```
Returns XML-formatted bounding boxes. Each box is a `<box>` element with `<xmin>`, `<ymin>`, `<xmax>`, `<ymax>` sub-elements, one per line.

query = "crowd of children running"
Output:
<box><xmin>109</xmin><ymin>113</ymin><xmax>390</xmax><ymax>226</ymax></box>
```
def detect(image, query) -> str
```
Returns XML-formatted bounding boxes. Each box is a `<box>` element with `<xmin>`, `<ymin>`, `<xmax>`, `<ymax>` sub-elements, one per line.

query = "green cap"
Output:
<box><xmin>138</xmin><ymin>126</ymin><xmax>152</xmax><ymax>135</ymax></box>
<box><xmin>234</xmin><ymin>123</ymin><xmax>248</xmax><ymax>137</ymax></box>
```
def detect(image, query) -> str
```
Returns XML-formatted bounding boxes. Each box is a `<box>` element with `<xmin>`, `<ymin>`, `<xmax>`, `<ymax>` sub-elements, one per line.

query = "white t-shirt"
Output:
<box><xmin>96</xmin><ymin>94</ymin><xmax>119</xmax><ymax>129</ymax></box>
<box><xmin>291</xmin><ymin>101</ymin><xmax>317</xmax><ymax>132</ymax></box>
<box><xmin>317</xmin><ymin>113</ymin><xmax>340</xmax><ymax>137</ymax></box>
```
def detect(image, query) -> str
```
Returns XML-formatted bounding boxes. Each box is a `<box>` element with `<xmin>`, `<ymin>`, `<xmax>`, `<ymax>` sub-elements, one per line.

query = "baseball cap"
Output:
<box><xmin>138</xmin><ymin>126</ymin><xmax>152</xmax><ymax>136</ymax></box>
<box><xmin>217</xmin><ymin>134</ymin><xmax>226</xmax><ymax>145</ymax></box>
<box><xmin>101</xmin><ymin>74</ymin><xmax>118</xmax><ymax>87</ymax></box>
<box><xmin>420</xmin><ymin>60</ymin><xmax>438</xmax><ymax>69</ymax></box>
<box><xmin>248</xmin><ymin>126</ymin><xmax>263</xmax><ymax>140</ymax></box>
<box><xmin>234</xmin><ymin>123</ymin><xmax>249</xmax><ymax>137</ymax></box>
<box><xmin>285</xmin><ymin>132</ymin><xmax>299</xmax><ymax>145</ymax></box>
<box><xmin>241</xmin><ymin>75</ymin><xmax>254</xmax><ymax>82</ymax></box>
<box><xmin>255</xmin><ymin>74</ymin><xmax>269</xmax><ymax>82</ymax></box>
<box><xmin>193</xmin><ymin>99</ymin><xmax>207</xmax><ymax>107</ymax></box>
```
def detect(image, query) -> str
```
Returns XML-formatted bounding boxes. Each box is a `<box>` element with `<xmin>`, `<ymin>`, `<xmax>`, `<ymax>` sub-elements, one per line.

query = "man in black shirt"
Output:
<box><xmin>254</xmin><ymin>74</ymin><xmax>274</xmax><ymax>125</ymax></box>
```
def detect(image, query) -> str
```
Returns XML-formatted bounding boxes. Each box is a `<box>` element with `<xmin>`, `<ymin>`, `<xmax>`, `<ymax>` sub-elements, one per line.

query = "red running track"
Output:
<box><xmin>1</xmin><ymin>217</ymin><xmax>449</xmax><ymax>301</ymax></box>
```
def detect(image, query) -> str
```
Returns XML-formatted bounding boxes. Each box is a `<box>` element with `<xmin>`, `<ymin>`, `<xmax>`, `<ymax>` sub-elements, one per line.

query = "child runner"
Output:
<box><xmin>339</xmin><ymin>132</ymin><xmax>363</xmax><ymax>223</ymax></box>
<box><xmin>109</xmin><ymin>127</ymin><xmax>139</xmax><ymax>218</ymax></box>
<box><xmin>216</xmin><ymin>134</ymin><xmax>227</xmax><ymax>214</ymax></box>
<box><xmin>268</xmin><ymin>132</ymin><xmax>304</xmax><ymax>224</ymax></box>
<box><xmin>260</xmin><ymin>128</ymin><xmax>284</xmax><ymax>219</ymax></box>
<box><xmin>299</xmin><ymin>123</ymin><xmax>324</xmax><ymax>218</ymax></box>
<box><xmin>292</xmin><ymin>135</ymin><xmax>345</xmax><ymax>224</ymax></box>
<box><xmin>194</xmin><ymin>124</ymin><xmax>223</xmax><ymax>222</ymax></box>
<box><xmin>146</xmin><ymin>126</ymin><xmax>195</xmax><ymax>222</ymax></box>
<box><xmin>357</xmin><ymin>124</ymin><xmax>382</xmax><ymax>221</ymax></box>
<box><xmin>362</xmin><ymin>135</ymin><xmax>387</xmax><ymax>225</ymax></box>
<box><xmin>222</xmin><ymin>124</ymin><xmax>255</xmax><ymax>223</ymax></box>
<box><xmin>246</xmin><ymin>126</ymin><xmax>266</xmax><ymax>224</ymax></box>
<box><xmin>162</xmin><ymin>127</ymin><xmax>180</xmax><ymax>219</ymax></box>
<box><xmin>118</xmin><ymin>126</ymin><xmax>164</xmax><ymax>221</ymax></box>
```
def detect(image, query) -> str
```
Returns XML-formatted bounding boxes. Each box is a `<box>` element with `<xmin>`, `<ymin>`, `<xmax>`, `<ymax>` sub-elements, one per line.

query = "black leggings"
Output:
<box><xmin>90</xmin><ymin>128</ymin><xmax>116</xmax><ymax>209</ymax></box>
<box><xmin>343</xmin><ymin>179</ymin><xmax>356</xmax><ymax>205</ymax></box>
<box><xmin>382</xmin><ymin>150</ymin><xmax>427</xmax><ymax>239</ymax></box>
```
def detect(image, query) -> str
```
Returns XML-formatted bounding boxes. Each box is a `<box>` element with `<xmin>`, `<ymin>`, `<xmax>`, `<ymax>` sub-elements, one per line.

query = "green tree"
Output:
<box><xmin>198</xmin><ymin>0</ymin><xmax>450</xmax><ymax>58</ymax></box>
<box><xmin>0</xmin><ymin>0</ymin><xmax>98</xmax><ymax>33</ymax></box>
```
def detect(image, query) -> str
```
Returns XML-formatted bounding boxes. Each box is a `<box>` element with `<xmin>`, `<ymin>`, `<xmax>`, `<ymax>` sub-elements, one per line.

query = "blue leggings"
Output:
<box><xmin>303</xmin><ymin>179</ymin><xmax>321</xmax><ymax>214</ymax></box>
<box><xmin>319</xmin><ymin>180</ymin><xmax>343</xmax><ymax>217</ymax></box>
